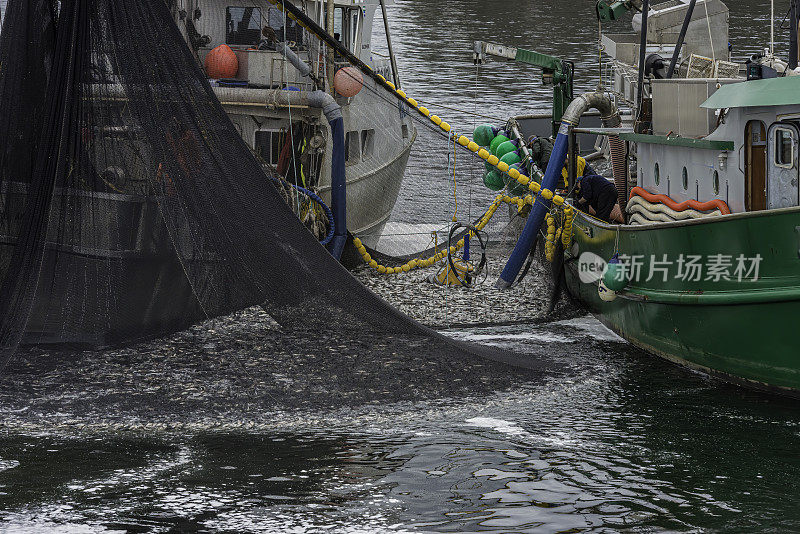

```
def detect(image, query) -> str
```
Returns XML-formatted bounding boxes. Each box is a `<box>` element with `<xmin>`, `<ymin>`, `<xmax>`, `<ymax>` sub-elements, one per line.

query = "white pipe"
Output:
<box><xmin>771</xmin><ymin>0</ymin><xmax>775</xmax><ymax>56</ymax></box>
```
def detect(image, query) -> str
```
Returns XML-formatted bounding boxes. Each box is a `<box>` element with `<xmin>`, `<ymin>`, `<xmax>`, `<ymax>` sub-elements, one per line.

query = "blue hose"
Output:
<box><xmin>269</xmin><ymin>176</ymin><xmax>336</xmax><ymax>246</ymax></box>
<box><xmin>326</xmin><ymin>116</ymin><xmax>347</xmax><ymax>259</ymax></box>
<box><xmin>497</xmin><ymin>121</ymin><xmax>571</xmax><ymax>289</ymax></box>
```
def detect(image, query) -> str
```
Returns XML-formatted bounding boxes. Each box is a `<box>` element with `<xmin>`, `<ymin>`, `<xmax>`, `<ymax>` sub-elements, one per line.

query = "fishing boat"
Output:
<box><xmin>170</xmin><ymin>0</ymin><xmax>415</xmax><ymax>247</ymax></box>
<box><xmin>0</xmin><ymin>0</ymin><xmax>414</xmax><ymax>348</ymax></box>
<box><xmin>468</xmin><ymin>0</ymin><xmax>800</xmax><ymax>395</ymax></box>
<box><xmin>558</xmin><ymin>0</ymin><xmax>800</xmax><ymax>395</ymax></box>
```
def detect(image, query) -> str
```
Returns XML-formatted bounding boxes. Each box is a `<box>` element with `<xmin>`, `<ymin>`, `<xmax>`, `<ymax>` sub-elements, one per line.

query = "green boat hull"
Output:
<box><xmin>564</xmin><ymin>206</ymin><xmax>800</xmax><ymax>395</ymax></box>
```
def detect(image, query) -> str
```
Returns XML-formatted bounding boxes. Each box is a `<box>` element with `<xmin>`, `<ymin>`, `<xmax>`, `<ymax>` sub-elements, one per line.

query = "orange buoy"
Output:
<box><xmin>205</xmin><ymin>44</ymin><xmax>239</xmax><ymax>79</ymax></box>
<box><xmin>333</xmin><ymin>66</ymin><xmax>364</xmax><ymax>97</ymax></box>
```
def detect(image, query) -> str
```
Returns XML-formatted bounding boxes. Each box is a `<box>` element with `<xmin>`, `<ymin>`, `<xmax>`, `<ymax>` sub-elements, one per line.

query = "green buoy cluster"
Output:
<box><xmin>475</xmin><ymin>123</ymin><xmax>522</xmax><ymax>192</ymax></box>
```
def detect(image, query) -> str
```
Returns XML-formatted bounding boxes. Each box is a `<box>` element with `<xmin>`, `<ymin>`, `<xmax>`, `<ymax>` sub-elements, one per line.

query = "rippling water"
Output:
<box><xmin>3</xmin><ymin>317</ymin><xmax>800</xmax><ymax>532</ymax></box>
<box><xmin>3</xmin><ymin>1</ymin><xmax>800</xmax><ymax>532</ymax></box>
<box><xmin>380</xmin><ymin>0</ymin><xmax>793</xmax><ymax>228</ymax></box>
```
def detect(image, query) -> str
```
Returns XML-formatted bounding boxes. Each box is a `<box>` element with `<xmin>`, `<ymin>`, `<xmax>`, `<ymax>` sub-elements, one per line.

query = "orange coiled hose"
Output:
<box><xmin>629</xmin><ymin>186</ymin><xmax>731</xmax><ymax>215</ymax></box>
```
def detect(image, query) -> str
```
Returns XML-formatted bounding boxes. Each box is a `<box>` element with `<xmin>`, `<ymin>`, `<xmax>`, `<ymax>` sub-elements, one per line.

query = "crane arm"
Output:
<box><xmin>473</xmin><ymin>41</ymin><xmax>573</xmax><ymax>137</ymax></box>
<box><xmin>595</xmin><ymin>0</ymin><xmax>643</xmax><ymax>22</ymax></box>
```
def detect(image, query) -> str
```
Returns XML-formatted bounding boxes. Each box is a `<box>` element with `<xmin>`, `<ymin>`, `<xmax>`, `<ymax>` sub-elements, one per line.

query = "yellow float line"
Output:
<box><xmin>349</xmin><ymin>74</ymin><xmax>576</xmax><ymax>273</ymax></box>
<box><xmin>353</xmin><ymin>193</ymin><xmax>534</xmax><ymax>275</ymax></box>
<box><xmin>263</xmin><ymin>0</ymin><xmax>575</xmax><ymax>265</ymax></box>
<box><xmin>374</xmin><ymin>74</ymin><xmax>571</xmax><ymax>208</ymax></box>
<box><xmin>263</xmin><ymin>0</ymin><xmax>574</xmax><ymax>232</ymax></box>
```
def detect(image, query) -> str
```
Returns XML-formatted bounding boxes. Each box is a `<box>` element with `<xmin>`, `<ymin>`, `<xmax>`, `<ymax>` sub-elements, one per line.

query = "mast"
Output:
<box><xmin>771</xmin><ymin>0</ymin><xmax>775</xmax><ymax>56</ymax></box>
<box><xmin>326</xmin><ymin>0</ymin><xmax>335</xmax><ymax>94</ymax></box>
<box><xmin>636</xmin><ymin>0</ymin><xmax>650</xmax><ymax>113</ymax></box>
<box><xmin>378</xmin><ymin>0</ymin><xmax>401</xmax><ymax>90</ymax></box>
<box><xmin>790</xmin><ymin>0</ymin><xmax>798</xmax><ymax>70</ymax></box>
<box><xmin>666</xmin><ymin>0</ymin><xmax>697</xmax><ymax>79</ymax></box>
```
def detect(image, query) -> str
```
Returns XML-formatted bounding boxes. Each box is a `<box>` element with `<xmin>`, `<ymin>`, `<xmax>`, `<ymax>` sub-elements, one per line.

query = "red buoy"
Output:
<box><xmin>205</xmin><ymin>45</ymin><xmax>239</xmax><ymax>79</ymax></box>
<box><xmin>334</xmin><ymin>66</ymin><xmax>364</xmax><ymax>97</ymax></box>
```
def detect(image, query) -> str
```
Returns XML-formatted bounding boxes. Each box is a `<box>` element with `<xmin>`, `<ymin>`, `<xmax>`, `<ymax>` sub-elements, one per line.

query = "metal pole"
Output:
<box><xmin>508</xmin><ymin>121</ymin><xmax>533</xmax><ymax>163</ymax></box>
<box><xmin>790</xmin><ymin>0</ymin><xmax>798</xmax><ymax>70</ymax></box>
<box><xmin>568</xmin><ymin>129</ymin><xmax>578</xmax><ymax>192</ymax></box>
<box><xmin>636</xmin><ymin>0</ymin><xmax>650</xmax><ymax>116</ymax></box>
<box><xmin>379</xmin><ymin>0</ymin><xmax>401</xmax><ymax>89</ymax></box>
<box><xmin>666</xmin><ymin>0</ymin><xmax>697</xmax><ymax>79</ymax></box>
<box><xmin>771</xmin><ymin>0</ymin><xmax>775</xmax><ymax>56</ymax></box>
<box><xmin>326</xmin><ymin>0</ymin><xmax>335</xmax><ymax>94</ymax></box>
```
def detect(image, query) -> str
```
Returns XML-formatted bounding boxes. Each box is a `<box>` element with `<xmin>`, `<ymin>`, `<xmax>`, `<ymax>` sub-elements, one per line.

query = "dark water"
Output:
<box><xmin>3</xmin><ymin>1</ymin><xmax>800</xmax><ymax>532</ymax></box>
<box><xmin>3</xmin><ymin>317</ymin><xmax>800</xmax><ymax>533</ymax></box>
<box><xmin>381</xmin><ymin>0</ymin><xmax>793</xmax><ymax>228</ymax></box>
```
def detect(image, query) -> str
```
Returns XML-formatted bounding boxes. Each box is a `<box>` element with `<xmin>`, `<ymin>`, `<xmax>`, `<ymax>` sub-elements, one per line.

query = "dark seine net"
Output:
<box><xmin>0</xmin><ymin>0</ymin><xmax>554</xmax><ymax>376</ymax></box>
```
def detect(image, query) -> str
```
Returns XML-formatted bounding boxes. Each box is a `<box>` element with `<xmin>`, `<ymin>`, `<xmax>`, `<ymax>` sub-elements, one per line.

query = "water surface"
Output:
<box><xmin>3</xmin><ymin>1</ymin><xmax>800</xmax><ymax>532</ymax></box>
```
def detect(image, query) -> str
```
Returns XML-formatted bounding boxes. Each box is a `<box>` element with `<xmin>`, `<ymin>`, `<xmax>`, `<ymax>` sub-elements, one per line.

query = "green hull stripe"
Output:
<box><xmin>625</xmin><ymin>286</ymin><xmax>800</xmax><ymax>305</ymax></box>
<box><xmin>618</xmin><ymin>133</ymin><xmax>734</xmax><ymax>151</ymax></box>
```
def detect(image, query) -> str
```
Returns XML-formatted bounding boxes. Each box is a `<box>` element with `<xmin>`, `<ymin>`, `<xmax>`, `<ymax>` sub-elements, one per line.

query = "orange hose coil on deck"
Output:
<box><xmin>629</xmin><ymin>186</ymin><xmax>731</xmax><ymax>215</ymax></box>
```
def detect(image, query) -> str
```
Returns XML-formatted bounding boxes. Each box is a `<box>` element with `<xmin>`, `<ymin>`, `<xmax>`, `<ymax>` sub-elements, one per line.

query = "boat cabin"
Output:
<box><xmin>173</xmin><ymin>0</ymin><xmax>394</xmax><ymax>88</ymax></box>
<box><xmin>631</xmin><ymin>75</ymin><xmax>800</xmax><ymax>215</ymax></box>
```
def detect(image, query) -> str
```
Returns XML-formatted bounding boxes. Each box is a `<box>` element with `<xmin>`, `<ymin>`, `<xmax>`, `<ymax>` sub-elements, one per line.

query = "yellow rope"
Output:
<box><xmin>544</xmin><ymin>208</ymin><xmax>576</xmax><ymax>262</ymax></box>
<box><xmin>264</xmin><ymin>0</ymin><xmax>570</xmax><ymax>214</ymax></box>
<box><xmin>317</xmin><ymin>66</ymin><xmax>578</xmax><ymax>273</ymax></box>
<box><xmin>354</xmin><ymin>193</ymin><xmax>536</xmax><ymax>275</ymax></box>
<box><xmin>366</xmin><ymin>72</ymin><xmax>573</xmax><ymax>211</ymax></box>
<box><xmin>263</xmin><ymin>0</ymin><xmax>578</xmax><ymax>274</ymax></box>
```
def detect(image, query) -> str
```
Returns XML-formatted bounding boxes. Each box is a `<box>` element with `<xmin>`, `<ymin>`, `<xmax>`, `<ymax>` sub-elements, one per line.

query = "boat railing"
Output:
<box><xmin>199</xmin><ymin>45</ymin><xmax>316</xmax><ymax>91</ymax></box>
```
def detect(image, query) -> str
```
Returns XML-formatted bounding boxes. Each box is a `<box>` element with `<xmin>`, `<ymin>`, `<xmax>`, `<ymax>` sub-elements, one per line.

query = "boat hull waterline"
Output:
<box><xmin>564</xmin><ymin>206</ymin><xmax>800</xmax><ymax>395</ymax></box>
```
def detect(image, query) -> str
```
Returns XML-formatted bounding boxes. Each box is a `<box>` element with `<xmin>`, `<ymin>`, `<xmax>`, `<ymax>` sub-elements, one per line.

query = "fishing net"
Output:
<box><xmin>0</xmin><ymin>0</ymin><xmax>565</xmax><ymax>373</ymax></box>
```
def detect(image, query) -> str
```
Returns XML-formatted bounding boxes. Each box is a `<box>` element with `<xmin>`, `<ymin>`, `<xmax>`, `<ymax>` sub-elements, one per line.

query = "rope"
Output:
<box><xmin>598</xmin><ymin>18</ymin><xmax>604</xmax><ymax>89</ymax></box>
<box><xmin>354</xmin><ymin>190</ymin><xmax>574</xmax><ymax>275</ymax></box>
<box><xmin>281</xmin><ymin>7</ymin><xmax>303</xmax><ymax>214</ymax></box>
<box><xmin>266</xmin><ymin>0</ymin><xmax>574</xmax><ymax>215</ymax></box>
<box><xmin>427</xmin><ymin>102</ymin><xmax>506</xmax><ymax>122</ymax></box>
<box><xmin>451</xmin><ymin>136</ymin><xmax>458</xmax><ymax>222</ymax></box>
<box><xmin>264</xmin><ymin>0</ymin><xmax>579</xmax><ymax>270</ymax></box>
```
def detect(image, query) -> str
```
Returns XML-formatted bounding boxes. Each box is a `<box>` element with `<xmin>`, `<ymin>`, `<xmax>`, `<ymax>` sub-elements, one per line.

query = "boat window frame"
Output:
<box><xmin>254</xmin><ymin>129</ymin><xmax>284</xmax><ymax>166</ymax></box>
<box><xmin>361</xmin><ymin>129</ymin><xmax>375</xmax><ymax>160</ymax></box>
<box><xmin>225</xmin><ymin>6</ymin><xmax>264</xmax><ymax>47</ymax></box>
<box><xmin>774</xmin><ymin>126</ymin><xmax>796</xmax><ymax>169</ymax></box>
<box><xmin>326</xmin><ymin>7</ymin><xmax>348</xmax><ymax>49</ymax></box>
<box><xmin>345</xmin><ymin>131</ymin><xmax>361</xmax><ymax>164</ymax></box>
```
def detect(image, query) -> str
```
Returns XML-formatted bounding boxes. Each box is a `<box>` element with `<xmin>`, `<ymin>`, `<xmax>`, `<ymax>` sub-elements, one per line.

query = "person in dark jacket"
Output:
<box><xmin>575</xmin><ymin>174</ymin><xmax>624</xmax><ymax>223</ymax></box>
<box><xmin>529</xmin><ymin>136</ymin><xmax>596</xmax><ymax>189</ymax></box>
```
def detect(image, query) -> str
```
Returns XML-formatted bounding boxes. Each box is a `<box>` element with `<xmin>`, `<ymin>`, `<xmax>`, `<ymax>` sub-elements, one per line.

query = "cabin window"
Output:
<box><xmin>326</xmin><ymin>7</ymin><xmax>346</xmax><ymax>47</ymax></box>
<box><xmin>345</xmin><ymin>131</ymin><xmax>360</xmax><ymax>163</ymax></box>
<box><xmin>775</xmin><ymin>127</ymin><xmax>795</xmax><ymax>168</ymax></box>
<box><xmin>713</xmin><ymin>170</ymin><xmax>720</xmax><ymax>195</ymax></box>
<box><xmin>226</xmin><ymin>7</ymin><xmax>262</xmax><ymax>46</ymax></box>
<box><xmin>326</xmin><ymin>7</ymin><xmax>359</xmax><ymax>51</ymax></box>
<box><xmin>682</xmin><ymin>167</ymin><xmax>688</xmax><ymax>190</ymax></box>
<box><xmin>254</xmin><ymin>130</ymin><xmax>283</xmax><ymax>166</ymax></box>
<box><xmin>261</xmin><ymin>7</ymin><xmax>303</xmax><ymax>45</ymax></box>
<box><xmin>350</xmin><ymin>10</ymin><xmax>360</xmax><ymax>48</ymax></box>
<box><xmin>654</xmin><ymin>162</ymin><xmax>660</xmax><ymax>186</ymax></box>
<box><xmin>361</xmin><ymin>129</ymin><xmax>375</xmax><ymax>159</ymax></box>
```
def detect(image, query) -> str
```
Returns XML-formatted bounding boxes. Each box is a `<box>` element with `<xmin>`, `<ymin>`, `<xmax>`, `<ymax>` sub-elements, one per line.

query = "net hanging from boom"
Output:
<box><xmin>0</xmin><ymin>0</ymin><xmax>555</xmax><ymax>374</ymax></box>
